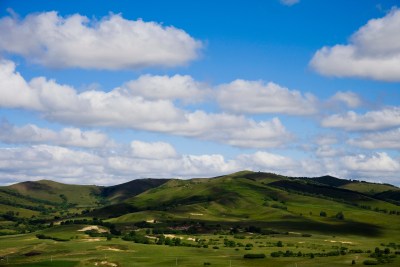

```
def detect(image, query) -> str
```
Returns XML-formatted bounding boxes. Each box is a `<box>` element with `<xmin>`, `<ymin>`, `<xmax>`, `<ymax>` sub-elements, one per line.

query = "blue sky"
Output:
<box><xmin>0</xmin><ymin>0</ymin><xmax>399</xmax><ymax>185</ymax></box>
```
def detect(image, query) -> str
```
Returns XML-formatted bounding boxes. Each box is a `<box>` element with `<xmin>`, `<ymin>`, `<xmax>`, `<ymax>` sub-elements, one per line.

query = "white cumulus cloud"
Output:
<box><xmin>348</xmin><ymin>128</ymin><xmax>400</xmax><ymax>150</ymax></box>
<box><xmin>311</xmin><ymin>9</ymin><xmax>400</xmax><ymax>81</ymax></box>
<box><xmin>328</xmin><ymin>91</ymin><xmax>362</xmax><ymax>108</ymax></box>
<box><xmin>0</xmin><ymin>60</ymin><xmax>290</xmax><ymax>149</ymax></box>
<box><xmin>0</xmin><ymin>121</ymin><xmax>112</xmax><ymax>148</ymax></box>
<box><xmin>0</xmin><ymin>145</ymin><xmax>106</xmax><ymax>184</ymax></box>
<box><xmin>122</xmin><ymin>74</ymin><xmax>208</xmax><ymax>102</ymax></box>
<box><xmin>0</xmin><ymin>142</ymin><xmax>399</xmax><ymax>185</ymax></box>
<box><xmin>238</xmin><ymin>151</ymin><xmax>298</xmax><ymax>171</ymax></box>
<box><xmin>322</xmin><ymin>107</ymin><xmax>400</xmax><ymax>131</ymax></box>
<box><xmin>0</xmin><ymin>11</ymin><xmax>202</xmax><ymax>70</ymax></box>
<box><xmin>341</xmin><ymin>152</ymin><xmax>400</xmax><ymax>173</ymax></box>
<box><xmin>217</xmin><ymin>80</ymin><xmax>317</xmax><ymax>115</ymax></box>
<box><xmin>130</xmin><ymin>141</ymin><xmax>178</xmax><ymax>159</ymax></box>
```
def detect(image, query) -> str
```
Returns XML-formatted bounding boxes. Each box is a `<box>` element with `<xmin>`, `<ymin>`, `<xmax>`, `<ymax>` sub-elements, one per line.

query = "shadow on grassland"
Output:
<box><xmin>265</xmin><ymin>219</ymin><xmax>382</xmax><ymax>237</ymax></box>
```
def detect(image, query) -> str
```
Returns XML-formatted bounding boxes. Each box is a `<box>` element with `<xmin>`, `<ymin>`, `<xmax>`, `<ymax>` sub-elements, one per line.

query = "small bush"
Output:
<box><xmin>271</xmin><ymin>251</ymin><xmax>283</xmax><ymax>257</ymax></box>
<box><xmin>243</xmin><ymin>253</ymin><xmax>266</xmax><ymax>259</ymax></box>
<box><xmin>24</xmin><ymin>251</ymin><xmax>42</xmax><ymax>257</ymax></box>
<box><xmin>335</xmin><ymin>211</ymin><xmax>344</xmax><ymax>220</ymax></box>
<box><xmin>35</xmin><ymin>233</ymin><xmax>68</xmax><ymax>242</ymax></box>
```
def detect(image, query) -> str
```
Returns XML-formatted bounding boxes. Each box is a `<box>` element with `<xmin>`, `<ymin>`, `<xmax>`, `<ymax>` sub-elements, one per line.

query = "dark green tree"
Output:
<box><xmin>335</xmin><ymin>211</ymin><xmax>344</xmax><ymax>220</ymax></box>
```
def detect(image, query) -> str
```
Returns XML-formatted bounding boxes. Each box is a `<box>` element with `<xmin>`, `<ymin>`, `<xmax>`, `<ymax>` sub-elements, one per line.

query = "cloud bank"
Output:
<box><xmin>1</xmin><ymin>141</ymin><xmax>398</xmax><ymax>186</ymax></box>
<box><xmin>0</xmin><ymin>60</ymin><xmax>291</xmax><ymax>149</ymax></box>
<box><xmin>322</xmin><ymin>107</ymin><xmax>400</xmax><ymax>131</ymax></box>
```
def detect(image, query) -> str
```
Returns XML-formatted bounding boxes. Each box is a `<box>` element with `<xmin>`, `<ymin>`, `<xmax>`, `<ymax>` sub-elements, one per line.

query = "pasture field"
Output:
<box><xmin>1</xmin><ymin>224</ymin><xmax>399</xmax><ymax>267</ymax></box>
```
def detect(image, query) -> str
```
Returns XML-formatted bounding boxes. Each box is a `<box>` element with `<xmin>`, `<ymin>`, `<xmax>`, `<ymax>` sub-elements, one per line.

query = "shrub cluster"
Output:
<box><xmin>243</xmin><ymin>253</ymin><xmax>266</xmax><ymax>259</ymax></box>
<box><xmin>35</xmin><ymin>233</ymin><xmax>69</xmax><ymax>242</ymax></box>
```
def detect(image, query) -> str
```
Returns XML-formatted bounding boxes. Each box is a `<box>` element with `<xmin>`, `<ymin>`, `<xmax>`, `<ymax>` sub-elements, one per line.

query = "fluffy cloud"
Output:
<box><xmin>280</xmin><ymin>0</ymin><xmax>300</xmax><ymax>6</ymax></box>
<box><xmin>315</xmin><ymin>135</ymin><xmax>338</xmax><ymax>146</ymax></box>
<box><xmin>322</xmin><ymin>107</ymin><xmax>400</xmax><ymax>131</ymax></box>
<box><xmin>216</xmin><ymin>117</ymin><xmax>291</xmax><ymax>148</ymax></box>
<box><xmin>0</xmin><ymin>11</ymin><xmax>201</xmax><ymax>70</ymax></box>
<box><xmin>0</xmin><ymin>60</ymin><xmax>42</xmax><ymax>109</ymax></box>
<box><xmin>217</xmin><ymin>80</ymin><xmax>317</xmax><ymax>115</ymax></box>
<box><xmin>311</xmin><ymin>9</ymin><xmax>400</xmax><ymax>81</ymax></box>
<box><xmin>348</xmin><ymin>128</ymin><xmax>400</xmax><ymax>150</ymax></box>
<box><xmin>238</xmin><ymin>151</ymin><xmax>298</xmax><ymax>171</ymax></box>
<box><xmin>130</xmin><ymin>141</ymin><xmax>178</xmax><ymax>159</ymax></box>
<box><xmin>0</xmin><ymin>121</ymin><xmax>112</xmax><ymax>148</ymax></box>
<box><xmin>0</xmin><ymin>141</ymin><xmax>398</xmax><ymax>185</ymax></box>
<box><xmin>0</xmin><ymin>143</ymin><xmax>234</xmax><ymax>184</ymax></box>
<box><xmin>0</xmin><ymin>141</ymin><xmax>310</xmax><ymax>185</ymax></box>
<box><xmin>341</xmin><ymin>152</ymin><xmax>400</xmax><ymax>173</ymax></box>
<box><xmin>0</xmin><ymin>145</ymin><xmax>106</xmax><ymax>184</ymax></box>
<box><xmin>305</xmin><ymin>152</ymin><xmax>400</xmax><ymax>183</ymax></box>
<box><xmin>0</xmin><ymin>60</ymin><xmax>290</xmax><ymax>149</ymax></box>
<box><xmin>328</xmin><ymin>91</ymin><xmax>362</xmax><ymax>108</ymax></box>
<box><xmin>123</xmin><ymin>74</ymin><xmax>208</xmax><ymax>102</ymax></box>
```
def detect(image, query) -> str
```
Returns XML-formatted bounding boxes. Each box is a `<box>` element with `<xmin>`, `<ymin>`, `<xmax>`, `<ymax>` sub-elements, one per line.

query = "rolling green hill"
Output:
<box><xmin>8</xmin><ymin>180</ymin><xmax>102</xmax><ymax>207</ymax></box>
<box><xmin>339</xmin><ymin>180</ymin><xmax>398</xmax><ymax>193</ymax></box>
<box><xmin>0</xmin><ymin>178</ymin><xmax>169</xmax><ymax>223</ymax></box>
<box><xmin>1</xmin><ymin>172</ymin><xmax>399</xmax><ymax>231</ymax></box>
<box><xmin>100</xmin><ymin>178</ymin><xmax>169</xmax><ymax>204</ymax></box>
<box><xmin>87</xmin><ymin>172</ymin><xmax>400</xmax><ymax>238</ymax></box>
<box><xmin>1</xmin><ymin>171</ymin><xmax>400</xmax><ymax>267</ymax></box>
<box><xmin>0</xmin><ymin>178</ymin><xmax>168</xmax><ymax>238</ymax></box>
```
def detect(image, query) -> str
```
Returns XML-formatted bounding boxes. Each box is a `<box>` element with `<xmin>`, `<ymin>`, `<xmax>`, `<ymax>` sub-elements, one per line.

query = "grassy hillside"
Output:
<box><xmin>0</xmin><ymin>178</ymin><xmax>169</xmax><ymax>217</ymax></box>
<box><xmin>7</xmin><ymin>180</ymin><xmax>102</xmax><ymax>207</ymax></box>
<box><xmin>100</xmin><ymin>178</ymin><xmax>169</xmax><ymax>204</ymax></box>
<box><xmin>1</xmin><ymin>171</ymin><xmax>399</xmax><ymax>266</ymax></box>
<box><xmin>340</xmin><ymin>181</ymin><xmax>399</xmax><ymax>195</ymax></box>
<box><xmin>93</xmin><ymin>172</ymin><xmax>400</xmax><ymax>239</ymax></box>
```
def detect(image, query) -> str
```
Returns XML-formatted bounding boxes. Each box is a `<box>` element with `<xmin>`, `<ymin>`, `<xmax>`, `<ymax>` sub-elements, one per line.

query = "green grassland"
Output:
<box><xmin>8</xmin><ymin>180</ymin><xmax>102</xmax><ymax>207</ymax></box>
<box><xmin>0</xmin><ymin>171</ymin><xmax>399</xmax><ymax>266</ymax></box>
<box><xmin>1</xmin><ymin>224</ymin><xmax>399</xmax><ymax>267</ymax></box>
<box><xmin>340</xmin><ymin>182</ymin><xmax>399</xmax><ymax>195</ymax></box>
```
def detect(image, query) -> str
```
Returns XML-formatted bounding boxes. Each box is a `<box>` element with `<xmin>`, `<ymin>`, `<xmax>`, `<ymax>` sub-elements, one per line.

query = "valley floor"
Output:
<box><xmin>1</xmin><ymin>225</ymin><xmax>399</xmax><ymax>267</ymax></box>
